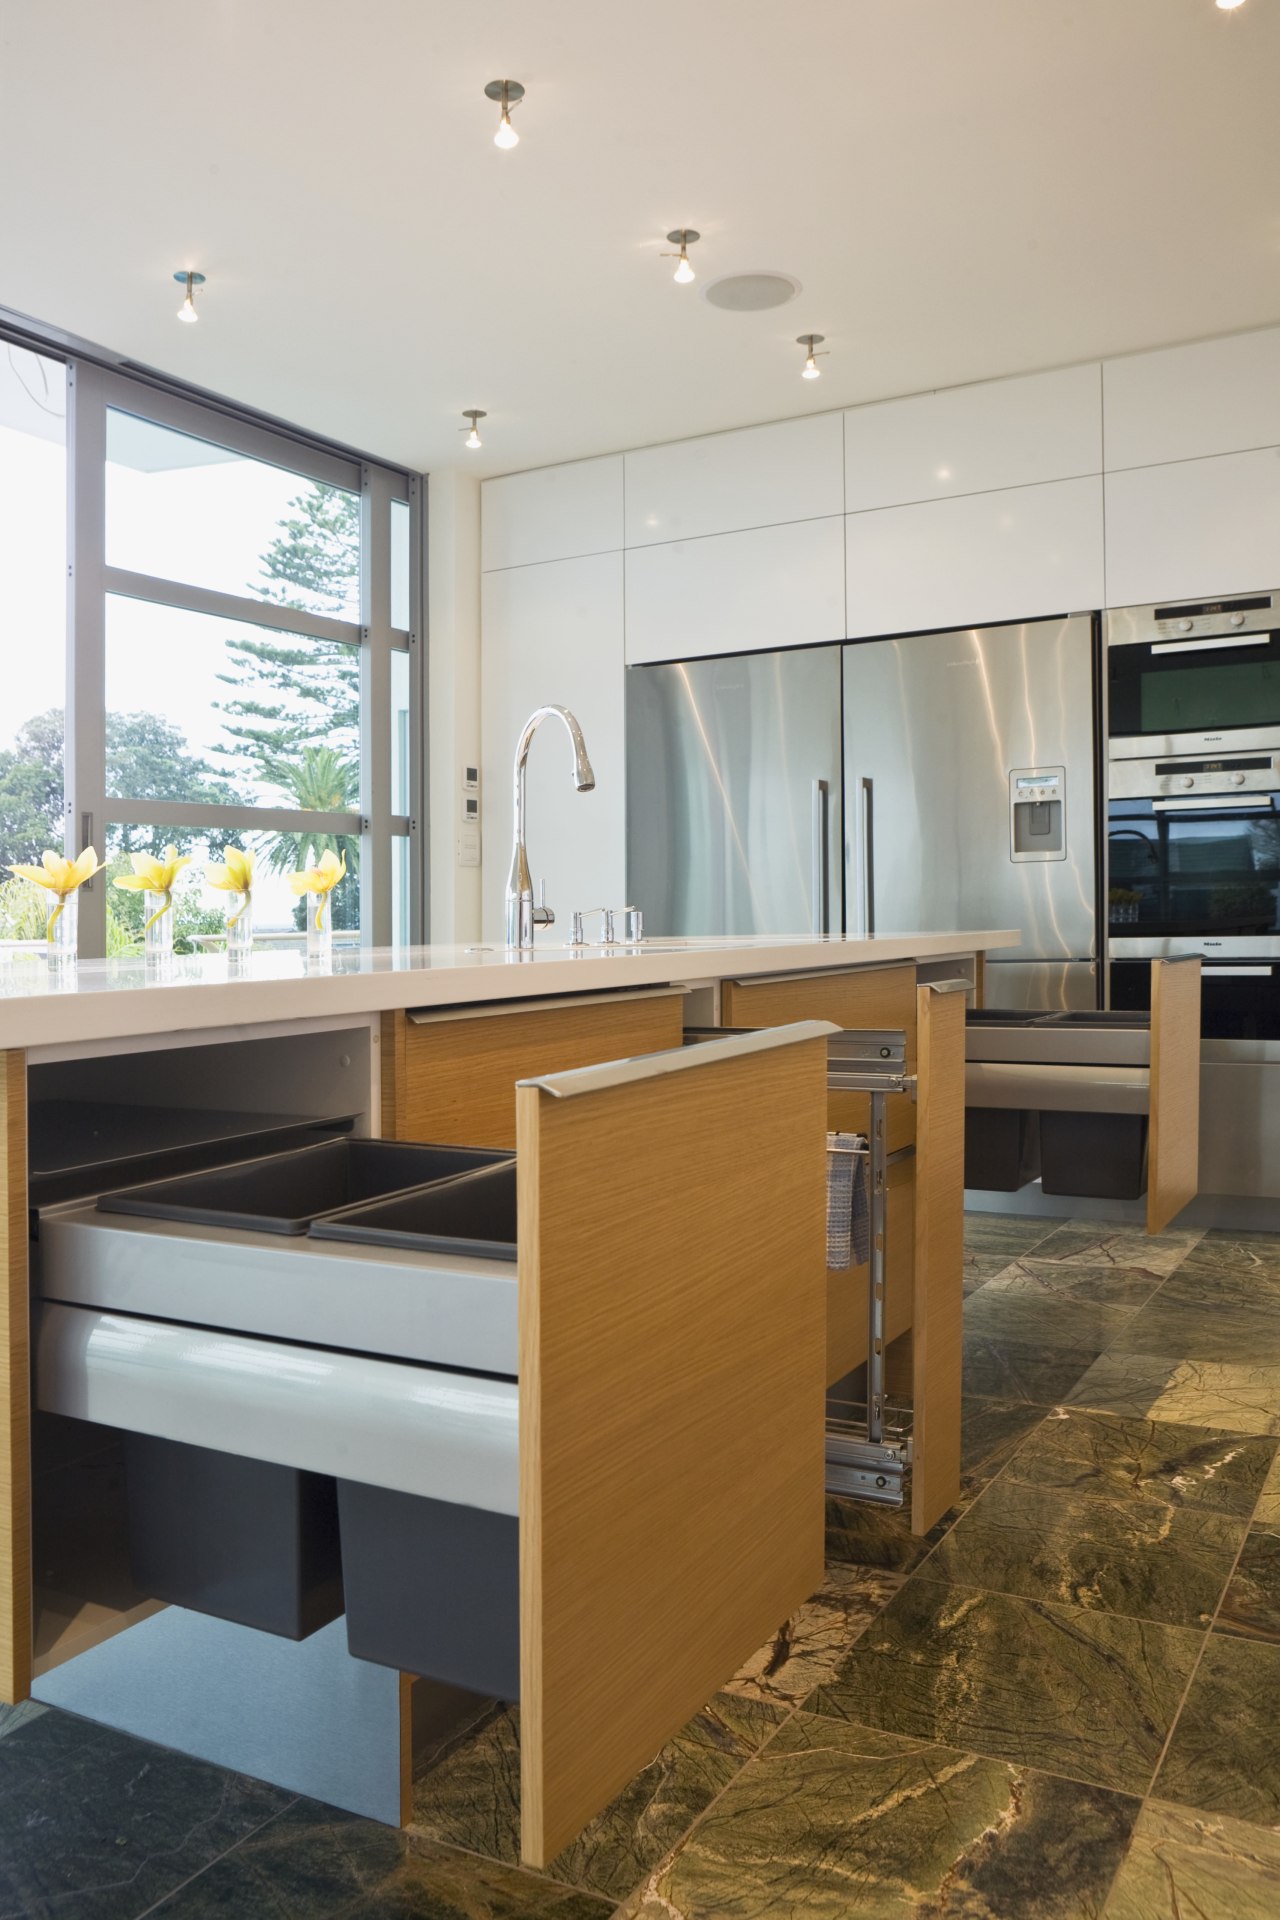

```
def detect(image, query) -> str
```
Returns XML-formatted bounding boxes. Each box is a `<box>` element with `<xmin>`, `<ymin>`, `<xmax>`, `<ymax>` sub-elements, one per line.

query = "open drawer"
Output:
<box><xmin>35</xmin><ymin>1020</ymin><xmax>832</xmax><ymax>1868</ymax></box>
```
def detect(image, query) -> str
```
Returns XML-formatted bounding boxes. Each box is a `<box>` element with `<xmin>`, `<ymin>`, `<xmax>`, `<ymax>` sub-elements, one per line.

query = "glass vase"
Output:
<box><xmin>144</xmin><ymin>889</ymin><xmax>174</xmax><ymax>961</ymax></box>
<box><xmin>226</xmin><ymin>897</ymin><xmax>253</xmax><ymax>958</ymax></box>
<box><xmin>46</xmin><ymin>892</ymin><xmax>77</xmax><ymax>963</ymax></box>
<box><xmin>306</xmin><ymin>889</ymin><xmax>332</xmax><ymax>961</ymax></box>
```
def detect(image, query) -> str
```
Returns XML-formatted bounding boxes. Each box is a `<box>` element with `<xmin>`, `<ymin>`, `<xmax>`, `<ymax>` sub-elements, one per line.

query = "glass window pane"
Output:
<box><xmin>104</xmin><ymin>819</ymin><xmax>361</xmax><ymax>954</ymax></box>
<box><xmin>105</xmin><ymin>595</ymin><xmax>360</xmax><ymax>810</ymax></box>
<box><xmin>392</xmin><ymin>834</ymin><xmax>411</xmax><ymax>948</ymax></box>
<box><xmin>106</xmin><ymin>410</ymin><xmax>361</xmax><ymax>620</ymax></box>
<box><xmin>0</xmin><ymin>348</ymin><xmax>66</xmax><ymax>940</ymax></box>
<box><xmin>391</xmin><ymin>649</ymin><xmax>411</xmax><ymax>814</ymax></box>
<box><xmin>390</xmin><ymin>498</ymin><xmax>411</xmax><ymax>631</ymax></box>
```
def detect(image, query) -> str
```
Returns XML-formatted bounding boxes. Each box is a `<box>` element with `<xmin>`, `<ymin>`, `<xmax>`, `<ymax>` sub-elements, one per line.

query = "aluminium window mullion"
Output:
<box><xmin>408</xmin><ymin>473</ymin><xmax>426</xmax><ymax>945</ymax></box>
<box><xmin>103</xmin><ymin>566</ymin><xmax>363</xmax><ymax>649</ymax></box>
<box><xmin>65</xmin><ymin>359</ymin><xmax>108</xmax><ymax>958</ymax></box>
<box><xmin>360</xmin><ymin>463</ymin><xmax>394</xmax><ymax>948</ymax></box>
<box><xmin>101</xmin><ymin>800</ymin><xmax>363</xmax><ymax>836</ymax></box>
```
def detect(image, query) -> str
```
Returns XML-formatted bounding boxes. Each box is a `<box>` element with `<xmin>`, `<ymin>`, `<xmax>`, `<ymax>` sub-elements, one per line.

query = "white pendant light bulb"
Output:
<box><xmin>797</xmin><ymin>334</ymin><xmax>827</xmax><ymax>379</ymax></box>
<box><xmin>466</xmin><ymin>426</ymin><xmax>482</xmax><ymax>449</ymax></box>
<box><xmin>485</xmin><ymin>79</ymin><xmax>524</xmax><ymax>149</ymax></box>
<box><xmin>1216</xmin><ymin>1</ymin><xmax>1246</xmax><ymax>10</ymax></box>
<box><xmin>173</xmin><ymin>269</ymin><xmax>205</xmax><ymax>324</ymax></box>
<box><xmin>664</xmin><ymin>229</ymin><xmax>700</xmax><ymax>284</ymax></box>
<box><xmin>461</xmin><ymin>409</ymin><xmax>486</xmax><ymax>450</ymax></box>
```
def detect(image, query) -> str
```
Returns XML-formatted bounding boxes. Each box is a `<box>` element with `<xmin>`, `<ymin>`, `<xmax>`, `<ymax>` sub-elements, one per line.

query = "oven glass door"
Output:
<box><xmin>1108</xmin><ymin>794</ymin><xmax>1280</xmax><ymax>939</ymax></box>
<box><xmin>1108</xmin><ymin>631</ymin><xmax>1280</xmax><ymax>741</ymax></box>
<box><xmin>1111</xmin><ymin>958</ymin><xmax>1280</xmax><ymax>1040</ymax></box>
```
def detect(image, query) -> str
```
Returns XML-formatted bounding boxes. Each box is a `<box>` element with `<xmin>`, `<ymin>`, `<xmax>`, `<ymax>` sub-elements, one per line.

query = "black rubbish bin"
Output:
<box><xmin>310</xmin><ymin>1160</ymin><xmax>518</xmax><ymax>1261</ymax></box>
<box><xmin>964</xmin><ymin>1107</ymin><xmax>1040</xmax><ymax>1192</ymax></box>
<box><xmin>124</xmin><ymin>1432</ymin><xmax>344</xmax><ymax>1640</ymax></box>
<box><xmin>1039</xmin><ymin>1110</ymin><xmax>1149</xmax><ymax>1200</ymax></box>
<box><xmin>336</xmin><ymin>1482</ymin><xmax>519</xmax><ymax>1698</ymax></box>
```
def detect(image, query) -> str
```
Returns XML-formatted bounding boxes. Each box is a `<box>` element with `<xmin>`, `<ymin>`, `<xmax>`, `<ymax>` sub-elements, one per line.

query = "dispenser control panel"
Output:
<box><xmin>1009</xmin><ymin>766</ymin><xmax>1066</xmax><ymax>863</ymax></box>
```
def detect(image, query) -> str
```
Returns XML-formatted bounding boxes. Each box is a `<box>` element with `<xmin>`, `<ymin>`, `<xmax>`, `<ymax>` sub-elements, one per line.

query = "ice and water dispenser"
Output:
<box><xmin>1009</xmin><ymin>766</ymin><xmax>1066</xmax><ymax>861</ymax></box>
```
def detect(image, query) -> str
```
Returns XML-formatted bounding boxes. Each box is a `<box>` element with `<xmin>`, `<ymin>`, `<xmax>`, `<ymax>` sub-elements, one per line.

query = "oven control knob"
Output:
<box><xmin>1230</xmin><ymin>613</ymin><xmax>1246</xmax><ymax>627</ymax></box>
<box><xmin>1230</xmin><ymin>772</ymin><xmax>1246</xmax><ymax>786</ymax></box>
<box><xmin>1179</xmin><ymin>776</ymin><xmax>1195</xmax><ymax>789</ymax></box>
<box><xmin>1178</xmin><ymin>619</ymin><xmax>1194</xmax><ymax>632</ymax></box>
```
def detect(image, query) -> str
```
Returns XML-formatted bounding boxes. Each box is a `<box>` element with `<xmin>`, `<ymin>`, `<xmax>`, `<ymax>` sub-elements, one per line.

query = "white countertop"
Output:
<box><xmin>0</xmin><ymin>931</ymin><xmax>1018</xmax><ymax>1052</ymax></box>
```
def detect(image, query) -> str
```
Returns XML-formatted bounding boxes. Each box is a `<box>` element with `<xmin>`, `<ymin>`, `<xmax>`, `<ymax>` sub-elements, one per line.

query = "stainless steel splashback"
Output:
<box><xmin>842</xmin><ymin>615</ymin><xmax>1098</xmax><ymax>962</ymax></box>
<box><xmin>626</xmin><ymin>648</ymin><xmax>842</xmax><ymax>937</ymax></box>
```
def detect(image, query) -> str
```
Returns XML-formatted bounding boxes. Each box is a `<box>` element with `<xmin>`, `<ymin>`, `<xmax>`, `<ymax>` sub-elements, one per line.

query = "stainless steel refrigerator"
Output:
<box><xmin>626</xmin><ymin>615</ymin><xmax>1099</xmax><ymax>1009</ymax></box>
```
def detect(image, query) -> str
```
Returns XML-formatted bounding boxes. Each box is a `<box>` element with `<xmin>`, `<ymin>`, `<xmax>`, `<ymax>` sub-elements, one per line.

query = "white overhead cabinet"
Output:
<box><xmin>480</xmin><ymin>554</ymin><xmax>625</xmax><ymax>943</ymax></box>
<box><xmin>844</xmin><ymin>363</ymin><xmax>1102</xmax><ymax>512</ymax></box>
<box><xmin>481</xmin><ymin>455</ymin><xmax>624</xmax><ymax>571</ymax></box>
<box><xmin>623</xmin><ymin>413</ymin><xmax>844</xmax><ymax>546</ymax></box>
<box><xmin>1102</xmin><ymin>327</ymin><xmax>1280</xmax><ymax>472</ymax></box>
<box><xmin>1104</xmin><ymin>446</ymin><xmax>1280</xmax><ymax>608</ymax></box>
<box><xmin>845</xmin><ymin>476</ymin><xmax>1105</xmax><ymax>638</ymax></box>
<box><xmin>624</xmin><ymin>516</ymin><xmax>846</xmax><ymax>664</ymax></box>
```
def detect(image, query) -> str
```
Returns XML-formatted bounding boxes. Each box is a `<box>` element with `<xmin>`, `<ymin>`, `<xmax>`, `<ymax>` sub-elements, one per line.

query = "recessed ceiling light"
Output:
<box><xmin>704</xmin><ymin>273</ymin><xmax>800</xmax><ymax>312</ymax></box>
<box><xmin>173</xmin><ymin>270</ymin><xmax>205</xmax><ymax>324</ymax></box>
<box><xmin>484</xmin><ymin>79</ymin><xmax>524</xmax><ymax>148</ymax></box>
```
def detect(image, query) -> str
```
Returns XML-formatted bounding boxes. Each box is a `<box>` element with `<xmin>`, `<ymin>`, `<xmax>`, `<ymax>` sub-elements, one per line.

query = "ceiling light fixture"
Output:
<box><xmin>461</xmin><ymin>409</ymin><xmax>487</xmax><ymax>450</ymax></box>
<box><xmin>173</xmin><ymin>270</ymin><xmax>205</xmax><ymax>324</ymax></box>
<box><xmin>797</xmin><ymin>333</ymin><xmax>827</xmax><ymax>379</ymax></box>
<box><xmin>662</xmin><ymin>229</ymin><xmax>700</xmax><ymax>284</ymax></box>
<box><xmin>485</xmin><ymin>79</ymin><xmax>524</xmax><ymax>148</ymax></box>
<box><xmin>1216</xmin><ymin>1</ymin><xmax>1246</xmax><ymax>10</ymax></box>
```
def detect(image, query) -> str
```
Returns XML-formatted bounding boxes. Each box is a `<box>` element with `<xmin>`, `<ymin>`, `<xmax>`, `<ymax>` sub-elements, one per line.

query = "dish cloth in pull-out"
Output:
<box><xmin>826</xmin><ymin>1131</ymin><xmax>869</xmax><ymax>1269</ymax></box>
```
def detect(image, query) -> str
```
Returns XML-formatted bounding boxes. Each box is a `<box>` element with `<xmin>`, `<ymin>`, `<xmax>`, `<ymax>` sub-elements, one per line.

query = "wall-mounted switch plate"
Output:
<box><xmin>458</xmin><ymin>821</ymin><xmax>481</xmax><ymax>868</ymax></box>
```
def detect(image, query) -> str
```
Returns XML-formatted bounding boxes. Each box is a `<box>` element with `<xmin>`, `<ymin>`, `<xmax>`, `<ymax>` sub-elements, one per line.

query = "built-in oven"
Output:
<box><xmin>1107</xmin><ymin>590</ymin><xmax>1280</xmax><ymax>759</ymax></box>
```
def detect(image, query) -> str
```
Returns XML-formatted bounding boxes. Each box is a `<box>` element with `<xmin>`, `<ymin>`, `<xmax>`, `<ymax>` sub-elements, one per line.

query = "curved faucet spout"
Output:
<box><xmin>505</xmin><ymin>705</ymin><xmax>596</xmax><ymax>948</ymax></box>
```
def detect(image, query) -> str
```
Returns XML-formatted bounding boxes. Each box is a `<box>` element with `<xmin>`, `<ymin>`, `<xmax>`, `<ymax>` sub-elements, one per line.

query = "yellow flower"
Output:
<box><xmin>289</xmin><ymin>849</ymin><xmax>346</xmax><ymax>932</ymax></box>
<box><xmin>113</xmin><ymin>844</ymin><xmax>192</xmax><ymax>933</ymax></box>
<box><xmin>206</xmin><ymin>847</ymin><xmax>255</xmax><ymax>928</ymax></box>
<box><xmin>9</xmin><ymin>846</ymin><xmax>105</xmax><ymax>939</ymax></box>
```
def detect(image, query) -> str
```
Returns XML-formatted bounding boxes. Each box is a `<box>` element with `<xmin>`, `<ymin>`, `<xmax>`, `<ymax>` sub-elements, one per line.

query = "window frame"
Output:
<box><xmin>61</xmin><ymin>359</ymin><xmax>423</xmax><ymax>954</ymax></box>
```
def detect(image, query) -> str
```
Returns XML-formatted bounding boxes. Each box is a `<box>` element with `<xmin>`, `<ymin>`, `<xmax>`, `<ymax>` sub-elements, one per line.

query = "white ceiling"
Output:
<box><xmin>3</xmin><ymin>0</ymin><xmax>1279</xmax><ymax>479</ymax></box>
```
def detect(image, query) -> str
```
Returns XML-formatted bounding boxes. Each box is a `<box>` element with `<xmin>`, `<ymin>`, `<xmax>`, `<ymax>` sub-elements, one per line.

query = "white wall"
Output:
<box><xmin>467</xmin><ymin>322</ymin><xmax>1280</xmax><ymax>935</ymax></box>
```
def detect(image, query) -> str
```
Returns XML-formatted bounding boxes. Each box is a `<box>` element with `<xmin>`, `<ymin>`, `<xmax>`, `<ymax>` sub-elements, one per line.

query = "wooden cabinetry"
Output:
<box><xmin>382</xmin><ymin>988</ymin><xmax>686</xmax><ymax>1148</ymax></box>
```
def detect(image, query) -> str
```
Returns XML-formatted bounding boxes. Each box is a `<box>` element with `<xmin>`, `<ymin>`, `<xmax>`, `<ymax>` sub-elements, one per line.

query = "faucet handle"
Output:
<box><xmin>533</xmin><ymin>878</ymin><xmax>555</xmax><ymax>929</ymax></box>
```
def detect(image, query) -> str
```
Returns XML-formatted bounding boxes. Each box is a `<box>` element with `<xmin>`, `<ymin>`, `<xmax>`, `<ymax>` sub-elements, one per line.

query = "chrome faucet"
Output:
<box><xmin>505</xmin><ymin>705</ymin><xmax>596</xmax><ymax>948</ymax></box>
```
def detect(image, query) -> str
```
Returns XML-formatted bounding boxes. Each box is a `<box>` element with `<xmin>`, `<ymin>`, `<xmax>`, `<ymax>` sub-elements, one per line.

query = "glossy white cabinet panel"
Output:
<box><xmin>37</xmin><ymin>1304</ymin><xmax>521</xmax><ymax>1514</ymax></box>
<box><xmin>623</xmin><ymin>413</ymin><xmax>844</xmax><ymax>547</ymax></box>
<box><xmin>844</xmin><ymin>365</ymin><xmax>1101</xmax><ymax>513</ymax></box>
<box><xmin>1104</xmin><ymin>445</ymin><xmax>1280</xmax><ymax>608</ymax></box>
<box><xmin>624</xmin><ymin>517</ymin><xmax>846</xmax><ymax>664</ymax></box>
<box><xmin>481</xmin><ymin>456</ymin><xmax>623</xmax><ymax>570</ymax></box>
<box><xmin>1103</xmin><ymin>327</ymin><xmax>1280</xmax><ymax>472</ymax></box>
<box><xmin>481</xmin><ymin>553</ymin><xmax>625</xmax><ymax>942</ymax></box>
<box><xmin>845</xmin><ymin>477</ymin><xmax>1103</xmax><ymax>638</ymax></box>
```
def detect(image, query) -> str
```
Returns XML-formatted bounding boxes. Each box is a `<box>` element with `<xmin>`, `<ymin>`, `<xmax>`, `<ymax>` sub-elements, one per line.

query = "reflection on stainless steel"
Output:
<box><xmin>505</xmin><ymin>705</ymin><xmax>595</xmax><ymax>949</ymax></box>
<box><xmin>626</xmin><ymin>649</ymin><xmax>842</xmax><ymax>936</ymax></box>
<box><xmin>842</xmin><ymin>615</ymin><xmax>1098</xmax><ymax>992</ymax></box>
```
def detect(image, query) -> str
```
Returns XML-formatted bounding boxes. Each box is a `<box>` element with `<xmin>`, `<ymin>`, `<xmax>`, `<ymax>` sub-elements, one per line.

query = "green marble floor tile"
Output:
<box><xmin>411</xmin><ymin>1692</ymin><xmax>784</xmax><ymax>1904</ymax></box>
<box><xmin>1109</xmin><ymin>1266</ymin><xmax>1280</xmax><ymax>1365</ymax></box>
<box><xmin>1154</xmin><ymin>1633</ymin><xmax>1280</xmax><ymax>1826</ymax></box>
<box><xmin>963</xmin><ymin>1333</ymin><xmax>1102</xmax><ymax>1406</ymax></box>
<box><xmin>1256</xmin><ymin>1448</ymin><xmax>1280</xmax><ymax>1523</ymax></box>
<box><xmin>964</xmin><ymin>1276</ymin><xmax>1137</xmax><ymax>1354</ymax></box>
<box><xmin>807</xmin><ymin>1577</ymin><xmax>1202</xmax><ymax>1797</ymax></box>
<box><xmin>1103</xmin><ymin>1802</ymin><xmax>1280</xmax><ymax>1920</ymax></box>
<box><xmin>1174</xmin><ymin>1231</ymin><xmax>1280</xmax><ymax>1285</ymax></box>
<box><xmin>1028</xmin><ymin>1221</ymin><xmax>1203</xmax><ymax>1278</ymax></box>
<box><xmin>1217</xmin><ymin>1523</ymin><xmax>1280</xmax><ymax>1643</ymax></box>
<box><xmin>727</xmin><ymin>1564</ymin><xmax>901</xmax><ymax>1705</ymax></box>
<box><xmin>825</xmin><ymin>1495</ymin><xmax>952</xmax><ymax>1573</ymax></box>
<box><xmin>926</xmin><ymin>1478</ymin><xmax>1245</xmax><ymax>1626</ymax></box>
<box><xmin>979</xmin><ymin>1258</ymin><xmax>1164</xmax><ymax>1310</ymax></box>
<box><xmin>1065</xmin><ymin>1352</ymin><xmax>1280</xmax><ymax>1436</ymax></box>
<box><xmin>963</xmin><ymin>1212</ymin><xmax>1068</xmax><ymax>1261</ymax></box>
<box><xmin>955</xmin><ymin>1396</ymin><xmax>1048</xmax><ymax>1496</ymax></box>
<box><xmin>1004</xmin><ymin>1406</ymin><xmax>1276</xmax><ymax>1518</ymax></box>
<box><xmin>964</xmin><ymin>1250</ymin><xmax>1019</xmax><ymax>1294</ymax></box>
<box><xmin>146</xmin><ymin>1800</ymin><xmax>613</xmax><ymax>1918</ymax></box>
<box><xmin>618</xmin><ymin>1716</ymin><xmax>1138</xmax><ymax>1920</ymax></box>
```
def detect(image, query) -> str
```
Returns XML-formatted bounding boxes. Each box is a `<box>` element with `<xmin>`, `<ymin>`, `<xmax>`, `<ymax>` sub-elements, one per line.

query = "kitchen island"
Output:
<box><xmin>2</xmin><ymin>929</ymin><xmax>1015</xmax><ymax>1864</ymax></box>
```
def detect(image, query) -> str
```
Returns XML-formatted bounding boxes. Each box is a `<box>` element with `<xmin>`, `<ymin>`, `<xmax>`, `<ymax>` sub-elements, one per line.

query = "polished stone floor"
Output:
<box><xmin>5</xmin><ymin>1214</ymin><xmax>1280</xmax><ymax>1917</ymax></box>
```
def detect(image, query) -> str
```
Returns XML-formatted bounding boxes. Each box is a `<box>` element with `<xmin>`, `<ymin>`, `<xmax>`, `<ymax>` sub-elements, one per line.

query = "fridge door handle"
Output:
<box><xmin>860</xmin><ymin>777</ymin><xmax>875</xmax><ymax>937</ymax></box>
<box><xmin>811</xmin><ymin>778</ymin><xmax>830</xmax><ymax>936</ymax></box>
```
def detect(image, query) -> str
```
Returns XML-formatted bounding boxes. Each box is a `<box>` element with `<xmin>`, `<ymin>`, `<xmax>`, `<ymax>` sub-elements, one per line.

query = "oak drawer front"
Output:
<box><xmin>387</xmin><ymin>991</ymin><xmax>686</xmax><ymax>1149</ymax></box>
<box><xmin>723</xmin><ymin>966</ymin><xmax>917</xmax><ymax>1150</ymax></box>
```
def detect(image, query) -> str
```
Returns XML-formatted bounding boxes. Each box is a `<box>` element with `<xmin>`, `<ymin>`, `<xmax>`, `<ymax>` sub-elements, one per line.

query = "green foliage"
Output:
<box><xmin>0</xmin><ymin>876</ymin><xmax>51</xmax><ymax>941</ymax></box>
<box><xmin>0</xmin><ymin>711</ymin><xmax>65</xmax><ymax>867</ymax></box>
<box><xmin>105</xmin><ymin>858</ymin><xmax>228</xmax><ymax>955</ymax></box>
